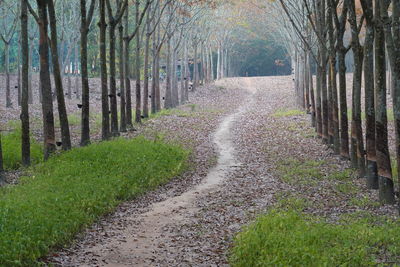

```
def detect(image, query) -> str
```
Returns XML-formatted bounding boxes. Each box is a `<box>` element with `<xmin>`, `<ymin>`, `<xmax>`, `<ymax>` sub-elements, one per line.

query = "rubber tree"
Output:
<box><xmin>361</xmin><ymin>0</ymin><xmax>378</xmax><ymax>189</ymax></box>
<box><xmin>32</xmin><ymin>0</ymin><xmax>56</xmax><ymax>159</ymax></box>
<box><xmin>348</xmin><ymin>0</ymin><xmax>366</xmax><ymax>178</ymax></box>
<box><xmin>0</xmin><ymin>1</ymin><xmax>19</xmax><ymax>108</ymax></box>
<box><xmin>374</xmin><ymin>0</ymin><xmax>395</xmax><ymax>204</ymax></box>
<box><xmin>106</xmin><ymin>0</ymin><xmax>128</xmax><ymax>136</ymax></box>
<box><xmin>80</xmin><ymin>0</ymin><xmax>97</xmax><ymax>146</ymax></box>
<box><xmin>21</xmin><ymin>0</ymin><xmax>30</xmax><ymax>166</ymax></box>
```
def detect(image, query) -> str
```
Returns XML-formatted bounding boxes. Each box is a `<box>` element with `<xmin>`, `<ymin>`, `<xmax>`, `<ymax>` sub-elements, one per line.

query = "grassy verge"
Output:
<box><xmin>272</xmin><ymin>109</ymin><xmax>303</xmax><ymax>118</ymax></box>
<box><xmin>230</xmin><ymin>208</ymin><xmax>400</xmax><ymax>266</ymax></box>
<box><xmin>1</xmin><ymin>127</ymin><xmax>43</xmax><ymax>170</ymax></box>
<box><xmin>0</xmin><ymin>137</ymin><xmax>188</xmax><ymax>266</ymax></box>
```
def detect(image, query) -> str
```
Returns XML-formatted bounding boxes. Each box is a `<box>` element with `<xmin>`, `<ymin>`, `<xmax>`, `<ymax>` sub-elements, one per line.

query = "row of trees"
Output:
<box><xmin>0</xmin><ymin>0</ymin><xmax>231</xmax><ymax>184</ymax></box>
<box><xmin>274</xmin><ymin>0</ymin><xmax>400</xmax><ymax>204</ymax></box>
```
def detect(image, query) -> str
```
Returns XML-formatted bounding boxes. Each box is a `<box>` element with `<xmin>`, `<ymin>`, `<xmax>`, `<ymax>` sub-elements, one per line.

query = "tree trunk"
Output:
<box><xmin>180</xmin><ymin>39</ymin><xmax>186</xmax><ymax>104</ymax></box>
<box><xmin>99</xmin><ymin>0</ymin><xmax>110</xmax><ymax>140</ymax></box>
<box><xmin>172</xmin><ymin>42</ymin><xmax>179</xmax><ymax>107</ymax></box>
<box><xmin>5</xmin><ymin>43</ymin><xmax>12</xmax><ymax>108</ymax></box>
<box><xmin>37</xmin><ymin>0</ymin><xmax>56</xmax><ymax>160</ymax></box>
<box><xmin>309</xmin><ymin>53</ymin><xmax>316</xmax><ymax>127</ymax></box>
<box><xmin>109</xmin><ymin>22</ymin><xmax>119</xmax><ymax>136</ymax></box>
<box><xmin>193</xmin><ymin>43</ymin><xmax>198</xmax><ymax>91</ymax></box>
<box><xmin>361</xmin><ymin>0</ymin><xmax>378</xmax><ymax>188</ymax></box>
<box><xmin>17</xmin><ymin>38</ymin><xmax>22</xmax><ymax>107</ymax></box>
<box><xmin>28</xmin><ymin>41</ymin><xmax>34</xmax><ymax>104</ymax></box>
<box><xmin>165</xmin><ymin>38</ymin><xmax>172</xmax><ymax>109</ymax></box>
<box><xmin>119</xmin><ymin>23</ymin><xmax>127</xmax><ymax>132</ymax></box>
<box><xmin>124</xmin><ymin>7</ymin><xmax>133</xmax><ymax>128</ymax></box>
<box><xmin>79</xmin><ymin>0</ymin><xmax>91</xmax><ymax>146</ymax></box>
<box><xmin>74</xmin><ymin>45</ymin><xmax>80</xmax><ymax>100</ymax></box>
<box><xmin>375</xmin><ymin>0</ymin><xmax>395</xmax><ymax>204</ymax></box>
<box><xmin>48</xmin><ymin>0</ymin><xmax>71</xmax><ymax>151</ymax></box>
<box><xmin>143</xmin><ymin>5</ymin><xmax>151</xmax><ymax>118</ymax></box>
<box><xmin>21</xmin><ymin>0</ymin><xmax>30</xmax><ymax>166</ymax></box>
<box><xmin>390</xmin><ymin>0</ymin><xmax>400</xmax><ymax>198</ymax></box>
<box><xmin>135</xmin><ymin>0</ymin><xmax>142</xmax><ymax>123</ymax></box>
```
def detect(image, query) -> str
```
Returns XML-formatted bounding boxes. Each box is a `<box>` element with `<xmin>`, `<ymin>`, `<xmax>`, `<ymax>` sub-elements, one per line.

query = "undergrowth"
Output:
<box><xmin>230</xmin><ymin>208</ymin><xmax>400</xmax><ymax>266</ymax></box>
<box><xmin>1</xmin><ymin>127</ymin><xmax>42</xmax><ymax>170</ymax></box>
<box><xmin>0</xmin><ymin>137</ymin><xmax>188</xmax><ymax>266</ymax></box>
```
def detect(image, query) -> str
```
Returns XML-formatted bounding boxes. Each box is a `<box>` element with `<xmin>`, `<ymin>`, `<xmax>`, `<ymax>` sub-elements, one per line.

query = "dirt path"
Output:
<box><xmin>48</xmin><ymin>78</ymin><xmax>255</xmax><ymax>266</ymax></box>
<box><xmin>84</xmin><ymin>86</ymin><xmax>252</xmax><ymax>267</ymax></box>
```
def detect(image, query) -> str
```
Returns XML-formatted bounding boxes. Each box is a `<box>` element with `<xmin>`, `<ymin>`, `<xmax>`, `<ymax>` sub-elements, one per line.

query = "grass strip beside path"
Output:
<box><xmin>230</xmin><ymin>209</ymin><xmax>400</xmax><ymax>266</ymax></box>
<box><xmin>0</xmin><ymin>137</ymin><xmax>188</xmax><ymax>266</ymax></box>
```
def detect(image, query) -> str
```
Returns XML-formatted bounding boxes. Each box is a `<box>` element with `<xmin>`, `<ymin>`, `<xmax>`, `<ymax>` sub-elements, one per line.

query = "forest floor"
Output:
<box><xmin>35</xmin><ymin>76</ymin><xmax>397</xmax><ymax>266</ymax></box>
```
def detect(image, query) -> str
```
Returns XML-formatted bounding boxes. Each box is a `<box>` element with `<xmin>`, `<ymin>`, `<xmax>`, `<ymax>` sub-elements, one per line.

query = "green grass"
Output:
<box><xmin>348</xmin><ymin>108</ymin><xmax>394</xmax><ymax>121</ymax></box>
<box><xmin>277</xmin><ymin>158</ymin><xmax>324</xmax><ymax>185</ymax></box>
<box><xmin>326</xmin><ymin>169</ymin><xmax>354</xmax><ymax>181</ymax></box>
<box><xmin>1</xmin><ymin>127</ymin><xmax>43</xmax><ymax>170</ymax></box>
<box><xmin>230</xmin><ymin>209</ymin><xmax>400</xmax><ymax>266</ymax></box>
<box><xmin>0</xmin><ymin>137</ymin><xmax>188</xmax><ymax>266</ymax></box>
<box><xmin>334</xmin><ymin>182</ymin><xmax>358</xmax><ymax>195</ymax></box>
<box><xmin>272</xmin><ymin>109</ymin><xmax>303</xmax><ymax>118</ymax></box>
<box><xmin>55</xmin><ymin>114</ymin><xmax>80</xmax><ymax>128</ymax></box>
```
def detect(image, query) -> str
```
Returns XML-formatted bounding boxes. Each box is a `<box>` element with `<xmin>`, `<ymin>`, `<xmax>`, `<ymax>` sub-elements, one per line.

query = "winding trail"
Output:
<box><xmin>75</xmin><ymin>78</ymin><xmax>257</xmax><ymax>266</ymax></box>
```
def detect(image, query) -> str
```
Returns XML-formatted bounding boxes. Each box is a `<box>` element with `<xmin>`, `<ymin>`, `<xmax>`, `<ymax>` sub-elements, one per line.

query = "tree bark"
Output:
<box><xmin>5</xmin><ymin>43</ymin><xmax>12</xmax><ymax>108</ymax></box>
<box><xmin>165</xmin><ymin>38</ymin><xmax>173</xmax><ymax>109</ymax></box>
<box><xmin>37</xmin><ymin>0</ymin><xmax>56</xmax><ymax>160</ymax></box>
<box><xmin>119</xmin><ymin>22</ymin><xmax>127</xmax><ymax>131</ymax></box>
<box><xmin>79</xmin><ymin>0</ymin><xmax>95</xmax><ymax>146</ymax></box>
<box><xmin>143</xmin><ymin>4</ymin><xmax>151</xmax><ymax>118</ymax></box>
<box><xmin>48</xmin><ymin>0</ymin><xmax>71</xmax><ymax>151</ymax></box>
<box><xmin>21</xmin><ymin>0</ymin><xmax>30</xmax><ymax>166</ymax></box>
<box><xmin>135</xmin><ymin>0</ymin><xmax>142</xmax><ymax>123</ymax></box>
<box><xmin>375</xmin><ymin>0</ymin><xmax>395</xmax><ymax>204</ymax></box>
<box><xmin>361</xmin><ymin>0</ymin><xmax>378</xmax><ymax>188</ymax></box>
<box><xmin>108</xmin><ymin>22</ymin><xmax>119</xmax><ymax>135</ymax></box>
<box><xmin>99</xmin><ymin>0</ymin><xmax>110</xmax><ymax>140</ymax></box>
<box><xmin>124</xmin><ymin>6</ymin><xmax>133</xmax><ymax>128</ymax></box>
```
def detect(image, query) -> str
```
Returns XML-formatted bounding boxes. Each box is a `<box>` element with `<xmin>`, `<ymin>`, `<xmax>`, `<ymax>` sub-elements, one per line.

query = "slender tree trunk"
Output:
<box><xmin>109</xmin><ymin>22</ymin><xmax>119</xmax><ymax>135</ymax></box>
<box><xmin>37</xmin><ymin>0</ymin><xmax>56</xmax><ymax>160</ymax></box>
<box><xmin>100</xmin><ymin>0</ymin><xmax>110</xmax><ymax>140</ymax></box>
<box><xmin>21</xmin><ymin>0</ymin><xmax>30</xmax><ymax>166</ymax></box>
<box><xmin>375</xmin><ymin>0</ymin><xmax>395</xmax><ymax>204</ymax></box>
<box><xmin>17</xmin><ymin>39</ymin><xmax>22</xmax><ymax>107</ymax></box>
<box><xmin>193</xmin><ymin>43</ymin><xmax>198</xmax><ymax>91</ymax></box>
<box><xmin>143</xmin><ymin>5</ymin><xmax>151</xmax><ymax>118</ymax></box>
<box><xmin>151</xmin><ymin>30</ymin><xmax>157</xmax><ymax>114</ymax></box>
<box><xmin>165</xmin><ymin>38</ymin><xmax>172</xmax><ymax>109</ymax></box>
<box><xmin>172</xmin><ymin>43</ymin><xmax>179</xmax><ymax>107</ymax></box>
<box><xmin>48</xmin><ymin>0</ymin><xmax>71</xmax><ymax>151</ymax></box>
<box><xmin>180</xmin><ymin>39</ymin><xmax>186</xmax><ymax>104</ymax></box>
<box><xmin>119</xmin><ymin>23</ymin><xmax>127</xmax><ymax>132</ymax></box>
<box><xmin>124</xmin><ymin>7</ymin><xmax>133</xmax><ymax>128</ymax></box>
<box><xmin>184</xmin><ymin>40</ymin><xmax>190</xmax><ymax>102</ymax></box>
<box><xmin>155</xmin><ymin>49</ymin><xmax>161</xmax><ymax>111</ymax></box>
<box><xmin>74</xmin><ymin>45</ymin><xmax>80</xmax><ymax>100</ymax></box>
<box><xmin>391</xmin><ymin>1</ymin><xmax>400</xmax><ymax>198</ymax></box>
<box><xmin>28</xmin><ymin>41</ymin><xmax>33</xmax><ymax>104</ymax></box>
<box><xmin>80</xmin><ymin>0</ymin><xmax>91</xmax><ymax>146</ymax></box>
<box><xmin>309</xmin><ymin>53</ymin><xmax>316</xmax><ymax>127</ymax></box>
<box><xmin>5</xmin><ymin>43</ymin><xmax>11</xmax><ymax>108</ymax></box>
<box><xmin>362</xmin><ymin>0</ymin><xmax>378</xmax><ymax>188</ymax></box>
<box><xmin>135</xmin><ymin>0</ymin><xmax>142</xmax><ymax>123</ymax></box>
<box><xmin>316</xmin><ymin>64</ymin><xmax>323</xmax><ymax>138</ymax></box>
